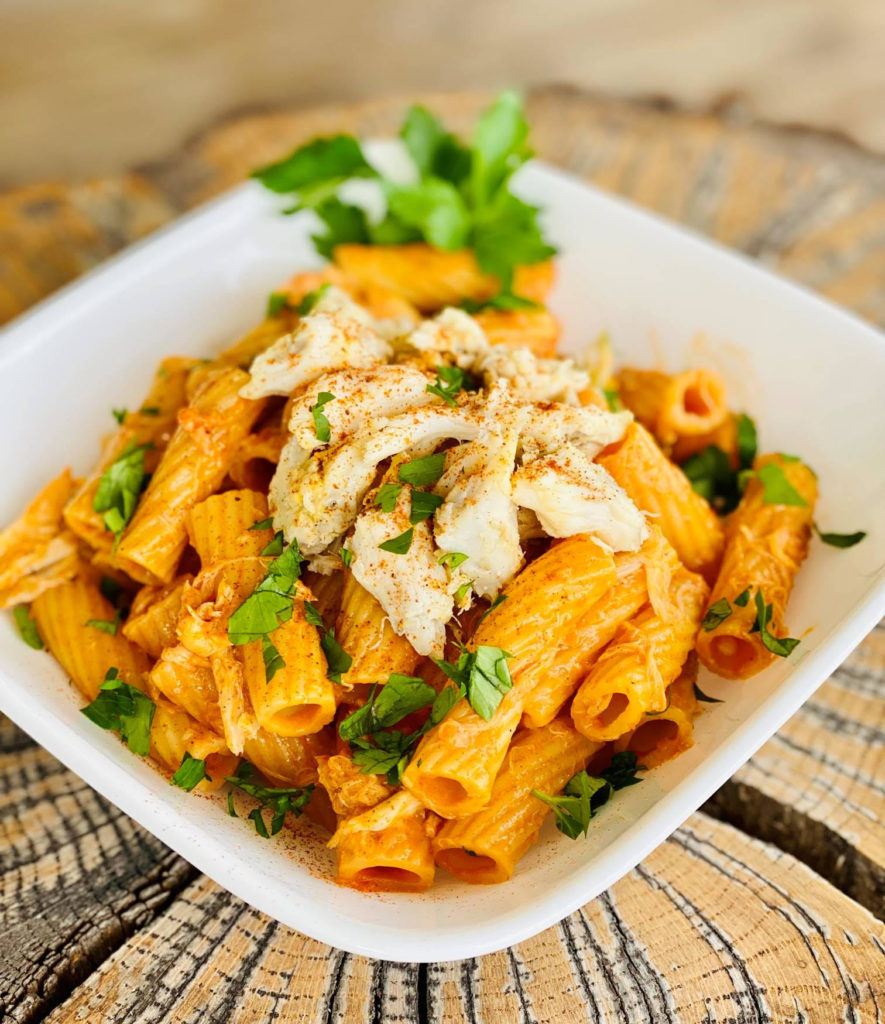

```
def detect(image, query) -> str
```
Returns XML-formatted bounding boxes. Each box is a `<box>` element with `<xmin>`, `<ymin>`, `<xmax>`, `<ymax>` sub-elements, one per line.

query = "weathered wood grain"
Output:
<box><xmin>40</xmin><ymin>815</ymin><xmax>885</xmax><ymax>1024</ymax></box>
<box><xmin>0</xmin><ymin>88</ymin><xmax>883</xmax><ymax>1023</ymax></box>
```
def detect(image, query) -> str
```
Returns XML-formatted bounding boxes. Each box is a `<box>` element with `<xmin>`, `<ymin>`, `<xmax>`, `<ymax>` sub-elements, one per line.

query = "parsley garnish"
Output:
<box><xmin>93</xmin><ymin>442</ymin><xmax>151</xmax><ymax>542</ymax></box>
<box><xmin>753</xmin><ymin>590</ymin><xmax>800</xmax><ymax>658</ymax></box>
<box><xmin>701</xmin><ymin>598</ymin><xmax>733</xmax><ymax>631</ymax></box>
<box><xmin>99</xmin><ymin>576</ymin><xmax>123</xmax><ymax>603</ymax></box>
<box><xmin>398</xmin><ymin>453</ymin><xmax>446</xmax><ymax>488</ymax></box>
<box><xmin>814</xmin><ymin>524</ymin><xmax>866</xmax><ymax>549</ymax></box>
<box><xmin>734</xmin><ymin>588</ymin><xmax>751</xmax><ymax>607</ymax></box>
<box><xmin>736</xmin><ymin>413</ymin><xmax>757</xmax><ymax>468</ymax></box>
<box><xmin>454</xmin><ymin>581</ymin><xmax>473</xmax><ymax>605</ymax></box>
<box><xmin>755</xmin><ymin>462</ymin><xmax>808</xmax><ymax>507</ymax></box>
<box><xmin>681</xmin><ymin>413</ymin><xmax>758</xmax><ymax>514</ymax></box>
<box><xmin>297</xmin><ymin>283</ymin><xmax>332</xmax><ymax>314</ymax></box>
<box><xmin>379</xmin><ymin>529</ymin><xmax>414</xmax><ymax>554</ymax></box>
<box><xmin>171</xmin><ymin>752</ymin><xmax>211</xmax><ymax>791</ymax></box>
<box><xmin>111</xmin><ymin>408</ymin><xmax>127</xmax><ymax>425</ymax></box>
<box><xmin>477</xmin><ymin>592</ymin><xmax>508</xmax><ymax>625</ymax></box>
<box><xmin>304</xmin><ymin>601</ymin><xmax>352</xmax><ymax>683</ymax></box>
<box><xmin>409</xmin><ymin>491</ymin><xmax>444</xmax><ymax>525</ymax></box>
<box><xmin>225</xmin><ymin>761</ymin><xmax>313</xmax><ymax>837</ymax></box>
<box><xmin>140</xmin><ymin>406</ymin><xmax>160</xmax><ymax>416</ymax></box>
<box><xmin>339</xmin><ymin>673</ymin><xmax>436</xmax><ymax>741</ymax></box>
<box><xmin>340</xmin><ymin>547</ymin><xmax>353</xmax><ymax>568</ymax></box>
<box><xmin>434</xmin><ymin>645</ymin><xmax>513</xmax><ymax>721</ymax></box>
<box><xmin>81</xmin><ymin>668</ymin><xmax>155</xmax><ymax>756</ymax></box>
<box><xmin>260</xmin><ymin>530</ymin><xmax>285</xmax><ymax>557</ymax></box>
<box><xmin>262</xmin><ymin>636</ymin><xmax>286</xmax><ymax>681</ymax></box>
<box><xmin>13</xmin><ymin>606</ymin><xmax>43</xmax><ymax>650</ymax></box>
<box><xmin>251</xmin><ymin>94</ymin><xmax>555</xmax><ymax>303</ymax></box>
<box><xmin>693</xmin><ymin>682</ymin><xmax>724</xmax><ymax>704</ymax></box>
<box><xmin>438</xmin><ymin>551</ymin><xmax>469</xmax><ymax>569</ymax></box>
<box><xmin>250</xmin><ymin>517</ymin><xmax>274</xmax><ymax>530</ymax></box>
<box><xmin>375</xmin><ymin>482</ymin><xmax>403</xmax><ymax>512</ymax></box>
<box><xmin>460</xmin><ymin>292</ymin><xmax>541</xmax><ymax>313</ymax></box>
<box><xmin>603</xmin><ymin>388</ymin><xmax>622</xmax><ymax>412</ymax></box>
<box><xmin>532</xmin><ymin>753</ymin><xmax>644</xmax><ymax>839</ymax></box>
<box><xmin>85</xmin><ymin>610</ymin><xmax>122</xmax><ymax>636</ymax></box>
<box><xmin>227</xmin><ymin>539</ymin><xmax>304</xmax><ymax>644</ymax></box>
<box><xmin>310</xmin><ymin>391</ymin><xmax>335</xmax><ymax>444</ymax></box>
<box><xmin>266</xmin><ymin>291</ymin><xmax>291</xmax><ymax>317</ymax></box>
<box><xmin>426</xmin><ymin>365</ymin><xmax>474</xmax><ymax>407</ymax></box>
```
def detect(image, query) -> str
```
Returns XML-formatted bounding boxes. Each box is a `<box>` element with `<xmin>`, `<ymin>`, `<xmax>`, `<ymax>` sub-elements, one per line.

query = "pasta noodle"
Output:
<box><xmin>473</xmin><ymin>309</ymin><xmax>559</xmax><ymax>357</ymax></box>
<box><xmin>617</xmin><ymin>368</ymin><xmax>729</xmax><ymax>451</ymax></box>
<box><xmin>598</xmin><ymin>422</ymin><xmax>724</xmax><ymax>582</ymax></box>
<box><xmin>696</xmin><ymin>454</ymin><xmax>817</xmax><ymax>679</ymax></box>
<box><xmin>150</xmin><ymin>698</ymin><xmax>238</xmax><ymax>792</ymax></box>
<box><xmin>434</xmin><ymin>718</ymin><xmax>602</xmax><ymax>883</ymax></box>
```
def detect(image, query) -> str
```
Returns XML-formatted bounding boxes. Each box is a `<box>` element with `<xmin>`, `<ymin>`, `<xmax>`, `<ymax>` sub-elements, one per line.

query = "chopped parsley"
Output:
<box><xmin>693</xmin><ymin>682</ymin><xmax>724</xmax><ymax>704</ymax></box>
<box><xmin>701</xmin><ymin>598</ymin><xmax>733</xmax><ymax>632</ymax></box>
<box><xmin>409</xmin><ymin>490</ymin><xmax>444</xmax><ymax>525</ymax></box>
<box><xmin>171</xmin><ymin>752</ymin><xmax>211</xmax><ymax>791</ymax></box>
<box><xmin>603</xmin><ymin>388</ymin><xmax>622</xmax><ymax>412</ymax></box>
<box><xmin>111</xmin><ymin>408</ymin><xmax>127</xmax><ymax>425</ymax></box>
<box><xmin>681</xmin><ymin>413</ymin><xmax>758</xmax><ymax>514</ymax></box>
<box><xmin>398</xmin><ymin>453</ymin><xmax>446</xmax><ymax>488</ymax></box>
<box><xmin>227</xmin><ymin>539</ymin><xmax>305</xmax><ymax>644</ymax></box>
<box><xmin>434</xmin><ymin>645</ymin><xmax>513</xmax><ymax>721</ymax></box>
<box><xmin>379</xmin><ymin>528</ymin><xmax>414</xmax><ymax>555</ymax></box>
<box><xmin>249</xmin><ymin>517</ymin><xmax>274</xmax><ymax>530</ymax></box>
<box><xmin>81</xmin><ymin>668</ymin><xmax>155</xmax><ymax>756</ymax></box>
<box><xmin>460</xmin><ymin>292</ymin><xmax>541</xmax><ymax>313</ymax></box>
<box><xmin>304</xmin><ymin>601</ymin><xmax>352</xmax><ymax>683</ymax></box>
<box><xmin>755</xmin><ymin>462</ymin><xmax>808</xmax><ymax>507</ymax></box>
<box><xmin>297</xmin><ymin>283</ymin><xmax>332</xmax><ymax>314</ymax></box>
<box><xmin>454</xmin><ymin>581</ymin><xmax>473</xmax><ymax>605</ymax></box>
<box><xmin>251</xmin><ymin>94</ymin><xmax>555</xmax><ymax>304</ymax></box>
<box><xmin>339</xmin><ymin>673</ymin><xmax>437</xmax><ymax>741</ymax></box>
<box><xmin>260</xmin><ymin>530</ymin><xmax>285</xmax><ymax>557</ymax></box>
<box><xmin>734</xmin><ymin>588</ymin><xmax>751</xmax><ymax>607</ymax></box>
<box><xmin>752</xmin><ymin>590</ymin><xmax>800</xmax><ymax>658</ymax></box>
<box><xmin>340</xmin><ymin>547</ymin><xmax>353</xmax><ymax>568</ymax></box>
<box><xmin>99</xmin><ymin>576</ymin><xmax>124</xmax><ymax>603</ymax></box>
<box><xmin>532</xmin><ymin>752</ymin><xmax>644</xmax><ymax>839</ymax></box>
<box><xmin>266</xmin><ymin>291</ymin><xmax>291</xmax><ymax>317</ymax></box>
<box><xmin>438</xmin><ymin>551</ymin><xmax>469</xmax><ymax>570</ymax></box>
<box><xmin>93</xmin><ymin>442</ymin><xmax>151</xmax><ymax>542</ymax></box>
<box><xmin>814</xmin><ymin>524</ymin><xmax>866</xmax><ymax>549</ymax></box>
<box><xmin>426</xmin><ymin>365</ymin><xmax>476</xmax><ymax>407</ymax></box>
<box><xmin>310</xmin><ymin>391</ymin><xmax>335</xmax><ymax>444</ymax></box>
<box><xmin>735</xmin><ymin>413</ymin><xmax>757</xmax><ymax>468</ymax></box>
<box><xmin>13</xmin><ymin>606</ymin><xmax>43</xmax><ymax>650</ymax></box>
<box><xmin>477</xmin><ymin>592</ymin><xmax>508</xmax><ymax>625</ymax></box>
<box><xmin>261</xmin><ymin>636</ymin><xmax>286</xmax><ymax>681</ymax></box>
<box><xmin>375</xmin><ymin>482</ymin><xmax>403</xmax><ymax>513</ymax></box>
<box><xmin>85</xmin><ymin>610</ymin><xmax>122</xmax><ymax>636</ymax></box>
<box><xmin>225</xmin><ymin>761</ymin><xmax>313</xmax><ymax>837</ymax></box>
<box><xmin>139</xmin><ymin>406</ymin><xmax>160</xmax><ymax>416</ymax></box>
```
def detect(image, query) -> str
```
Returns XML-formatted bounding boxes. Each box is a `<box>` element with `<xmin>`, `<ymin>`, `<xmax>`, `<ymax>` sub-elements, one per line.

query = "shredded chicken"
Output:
<box><xmin>479</xmin><ymin>346</ymin><xmax>590</xmax><ymax>404</ymax></box>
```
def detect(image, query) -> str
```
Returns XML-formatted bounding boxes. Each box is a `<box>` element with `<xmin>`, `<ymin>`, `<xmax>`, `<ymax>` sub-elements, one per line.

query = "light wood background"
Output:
<box><xmin>0</xmin><ymin>88</ymin><xmax>883</xmax><ymax>1024</ymax></box>
<box><xmin>2</xmin><ymin>0</ymin><xmax>885</xmax><ymax>186</ymax></box>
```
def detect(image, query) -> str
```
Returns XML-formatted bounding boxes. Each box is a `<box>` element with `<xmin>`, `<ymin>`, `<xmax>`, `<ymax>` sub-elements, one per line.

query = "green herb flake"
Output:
<box><xmin>260</xmin><ymin>530</ymin><xmax>285</xmax><ymax>557</ymax></box>
<box><xmin>693</xmin><ymin>683</ymin><xmax>724</xmax><ymax>704</ymax></box>
<box><xmin>262</xmin><ymin>636</ymin><xmax>286</xmax><ymax>682</ymax></box>
<box><xmin>99</xmin><ymin>576</ymin><xmax>123</xmax><ymax>604</ymax></box>
<box><xmin>81</xmin><ymin>668</ymin><xmax>155</xmax><ymax>756</ymax></box>
<box><xmin>249</xmin><ymin>517</ymin><xmax>274</xmax><ymax>531</ymax></box>
<box><xmin>427</xmin><ymin>365</ymin><xmax>472</xmax><ymax>407</ymax></box>
<box><xmin>735</xmin><ymin>413</ymin><xmax>758</xmax><ymax>468</ymax></box>
<box><xmin>434</xmin><ymin>645</ymin><xmax>512</xmax><ymax>721</ymax></box>
<box><xmin>755</xmin><ymin>462</ymin><xmax>808</xmax><ymax>507</ymax></box>
<box><xmin>340</xmin><ymin>547</ymin><xmax>353</xmax><ymax>568</ymax></box>
<box><xmin>814</xmin><ymin>525</ymin><xmax>866</xmax><ymax>549</ymax></box>
<box><xmin>139</xmin><ymin>406</ymin><xmax>161</xmax><ymax>416</ymax></box>
<box><xmin>409</xmin><ymin>490</ymin><xmax>444</xmax><ymax>525</ymax></box>
<box><xmin>701</xmin><ymin>598</ymin><xmax>733</xmax><ymax>632</ymax></box>
<box><xmin>375</xmin><ymin>482</ymin><xmax>404</xmax><ymax>513</ymax></box>
<box><xmin>225</xmin><ymin>760</ymin><xmax>313</xmax><ymax>839</ymax></box>
<box><xmin>477</xmin><ymin>592</ymin><xmax>508</xmax><ymax>625</ymax></box>
<box><xmin>171</xmin><ymin>752</ymin><xmax>211</xmax><ymax>792</ymax></box>
<box><xmin>227</xmin><ymin>539</ymin><xmax>304</xmax><ymax>644</ymax></box>
<box><xmin>753</xmin><ymin>590</ymin><xmax>801</xmax><ymax>658</ymax></box>
<box><xmin>266</xmin><ymin>291</ymin><xmax>291</xmax><ymax>318</ymax></box>
<box><xmin>398</xmin><ymin>453</ymin><xmax>446</xmax><ymax>488</ymax></box>
<box><xmin>532</xmin><ymin>770</ymin><xmax>613</xmax><ymax>840</ymax></box>
<box><xmin>600</xmin><ymin>751</ymin><xmax>645</xmax><ymax>790</ymax></box>
<box><xmin>85</xmin><ymin>610</ymin><xmax>122</xmax><ymax>636</ymax></box>
<box><xmin>310</xmin><ymin>391</ymin><xmax>335</xmax><ymax>444</ymax></box>
<box><xmin>111</xmin><ymin>408</ymin><xmax>128</xmax><ymax>425</ymax></box>
<box><xmin>93</xmin><ymin>442</ymin><xmax>151</xmax><ymax>542</ymax></box>
<box><xmin>13</xmin><ymin>606</ymin><xmax>43</xmax><ymax>650</ymax></box>
<box><xmin>339</xmin><ymin>673</ymin><xmax>437</xmax><ymax>741</ymax></box>
<box><xmin>438</xmin><ymin>551</ymin><xmax>469</xmax><ymax>570</ymax></box>
<box><xmin>251</xmin><ymin>135</ymin><xmax>376</xmax><ymax>195</ymax></box>
<box><xmin>603</xmin><ymin>388</ymin><xmax>623</xmax><ymax>412</ymax></box>
<box><xmin>379</xmin><ymin>529</ymin><xmax>414</xmax><ymax>555</ymax></box>
<box><xmin>296</xmin><ymin>282</ymin><xmax>332</xmax><ymax>315</ymax></box>
<box><xmin>734</xmin><ymin>588</ymin><xmax>751</xmax><ymax>607</ymax></box>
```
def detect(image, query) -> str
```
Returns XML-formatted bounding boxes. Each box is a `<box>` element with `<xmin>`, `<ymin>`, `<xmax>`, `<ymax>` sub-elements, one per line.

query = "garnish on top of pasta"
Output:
<box><xmin>1</xmin><ymin>95</ymin><xmax>865</xmax><ymax>892</ymax></box>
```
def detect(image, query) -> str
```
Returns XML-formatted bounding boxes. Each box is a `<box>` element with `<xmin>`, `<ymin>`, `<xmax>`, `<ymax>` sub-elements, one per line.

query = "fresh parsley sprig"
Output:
<box><xmin>426</xmin><ymin>365</ymin><xmax>478</xmax><ymax>407</ymax></box>
<box><xmin>532</xmin><ymin>752</ymin><xmax>644</xmax><ymax>839</ymax></box>
<box><xmin>433</xmin><ymin>644</ymin><xmax>513</xmax><ymax>721</ymax></box>
<box><xmin>81</xmin><ymin>668</ymin><xmax>155</xmax><ymax>756</ymax></box>
<box><xmin>85</xmin><ymin>610</ymin><xmax>122</xmax><ymax>636</ymax></box>
<box><xmin>227</xmin><ymin>539</ymin><xmax>305</xmax><ymax>644</ymax></box>
<box><xmin>171</xmin><ymin>752</ymin><xmax>211</xmax><ymax>792</ymax></box>
<box><xmin>681</xmin><ymin>413</ymin><xmax>756</xmax><ymax>514</ymax></box>
<box><xmin>814</xmin><ymin>524</ymin><xmax>866</xmax><ymax>548</ymax></box>
<box><xmin>701</xmin><ymin>587</ymin><xmax>799</xmax><ymax>658</ymax></box>
<box><xmin>225</xmin><ymin>761</ymin><xmax>313</xmax><ymax>837</ymax></box>
<box><xmin>93</xmin><ymin>442</ymin><xmax>151</xmax><ymax>544</ymax></box>
<box><xmin>251</xmin><ymin>93</ymin><xmax>556</xmax><ymax>303</ymax></box>
<box><xmin>13</xmin><ymin>606</ymin><xmax>43</xmax><ymax>650</ymax></box>
<box><xmin>304</xmin><ymin>601</ymin><xmax>352</xmax><ymax>683</ymax></box>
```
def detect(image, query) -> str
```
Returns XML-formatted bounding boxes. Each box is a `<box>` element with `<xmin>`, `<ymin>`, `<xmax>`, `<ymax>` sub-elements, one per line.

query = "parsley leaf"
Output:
<box><xmin>351</xmin><ymin>733</ymin><xmax>413</xmax><ymax>783</ymax></box>
<box><xmin>434</xmin><ymin>645</ymin><xmax>513</xmax><ymax>721</ymax></box>
<box><xmin>472</xmin><ymin>192</ymin><xmax>556</xmax><ymax>292</ymax></box>
<box><xmin>249</xmin><ymin>517</ymin><xmax>274</xmax><ymax>530</ymax></box>
<box><xmin>86</xmin><ymin>610</ymin><xmax>122</xmax><ymax>636</ymax></box>
<box><xmin>693</xmin><ymin>682</ymin><xmax>724</xmax><ymax>704</ymax></box>
<box><xmin>736</xmin><ymin>413</ymin><xmax>757</xmax><ymax>468</ymax></box>
<box><xmin>111</xmin><ymin>407</ymin><xmax>127</xmax><ymax>425</ymax></box>
<box><xmin>379</xmin><ymin>528</ymin><xmax>414</xmax><ymax>554</ymax></box>
<box><xmin>140</xmin><ymin>406</ymin><xmax>160</xmax><ymax>416</ymax></box>
<box><xmin>297</xmin><ymin>283</ymin><xmax>331</xmax><ymax>314</ymax></box>
<box><xmin>99</xmin><ymin>576</ymin><xmax>123</xmax><ymax>603</ymax></box>
<box><xmin>340</xmin><ymin>547</ymin><xmax>353</xmax><ymax>568</ymax></box>
<box><xmin>753</xmin><ymin>590</ymin><xmax>800</xmax><ymax>658</ymax></box>
<box><xmin>228</xmin><ymin>539</ymin><xmax>304</xmax><ymax>644</ymax></box>
<box><xmin>13</xmin><ymin>606</ymin><xmax>43</xmax><ymax>650</ymax></box>
<box><xmin>260</xmin><ymin>530</ymin><xmax>284</xmax><ymax>557</ymax></box>
<box><xmin>225</xmin><ymin>760</ymin><xmax>313</xmax><ymax>838</ymax></box>
<box><xmin>304</xmin><ymin>601</ymin><xmax>352</xmax><ymax>683</ymax></box>
<box><xmin>460</xmin><ymin>292</ymin><xmax>541</xmax><ymax>313</ymax></box>
<box><xmin>756</xmin><ymin>463</ymin><xmax>808</xmax><ymax>507</ymax></box>
<box><xmin>81</xmin><ymin>668</ymin><xmax>155</xmax><ymax>756</ymax></box>
<box><xmin>266</xmin><ymin>291</ymin><xmax>291</xmax><ymax>317</ymax></box>
<box><xmin>532</xmin><ymin>770</ymin><xmax>613</xmax><ymax>839</ymax></box>
<box><xmin>409</xmin><ymin>490</ymin><xmax>444</xmax><ymax>525</ymax></box>
<box><xmin>603</xmin><ymin>387</ymin><xmax>623</xmax><ymax>412</ymax></box>
<box><xmin>682</xmin><ymin>445</ymin><xmax>740</xmax><ymax>512</ymax></box>
<box><xmin>251</xmin><ymin>135</ymin><xmax>375</xmax><ymax>194</ymax></box>
<box><xmin>814</xmin><ymin>525</ymin><xmax>866</xmax><ymax>549</ymax></box>
<box><xmin>477</xmin><ymin>592</ymin><xmax>508</xmax><ymax>625</ymax></box>
<box><xmin>426</xmin><ymin>365</ymin><xmax>475</xmax><ymax>406</ymax></box>
<box><xmin>262</xmin><ymin>636</ymin><xmax>286</xmax><ymax>682</ymax></box>
<box><xmin>171</xmin><ymin>752</ymin><xmax>211</xmax><ymax>791</ymax></box>
<box><xmin>400</xmin><ymin>105</ymin><xmax>471</xmax><ymax>185</ymax></box>
<box><xmin>701</xmin><ymin>597</ymin><xmax>733</xmax><ymax>631</ymax></box>
<box><xmin>375</xmin><ymin>482</ymin><xmax>403</xmax><ymax>513</ymax></box>
<box><xmin>734</xmin><ymin>588</ymin><xmax>751</xmax><ymax>607</ymax></box>
<box><xmin>601</xmin><ymin>751</ymin><xmax>645</xmax><ymax>790</ymax></box>
<box><xmin>438</xmin><ymin>551</ymin><xmax>469</xmax><ymax>569</ymax></box>
<box><xmin>340</xmin><ymin>673</ymin><xmax>437</xmax><ymax>740</ymax></box>
<box><xmin>454</xmin><ymin>581</ymin><xmax>473</xmax><ymax>605</ymax></box>
<box><xmin>398</xmin><ymin>452</ymin><xmax>446</xmax><ymax>487</ymax></box>
<box><xmin>311</xmin><ymin>198</ymin><xmax>371</xmax><ymax>259</ymax></box>
<box><xmin>93</xmin><ymin>442</ymin><xmax>151</xmax><ymax>542</ymax></box>
<box><xmin>387</xmin><ymin>178</ymin><xmax>471</xmax><ymax>250</ymax></box>
<box><xmin>310</xmin><ymin>391</ymin><xmax>335</xmax><ymax>444</ymax></box>
<box><xmin>469</xmin><ymin>90</ymin><xmax>530</xmax><ymax>209</ymax></box>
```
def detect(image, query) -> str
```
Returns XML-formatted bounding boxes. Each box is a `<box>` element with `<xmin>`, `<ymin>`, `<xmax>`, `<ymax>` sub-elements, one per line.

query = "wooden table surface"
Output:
<box><xmin>0</xmin><ymin>87</ymin><xmax>883</xmax><ymax>1024</ymax></box>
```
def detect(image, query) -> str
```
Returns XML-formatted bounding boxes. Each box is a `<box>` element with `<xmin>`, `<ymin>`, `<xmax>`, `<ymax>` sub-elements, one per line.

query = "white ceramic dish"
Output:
<box><xmin>1</xmin><ymin>146</ymin><xmax>883</xmax><ymax>963</ymax></box>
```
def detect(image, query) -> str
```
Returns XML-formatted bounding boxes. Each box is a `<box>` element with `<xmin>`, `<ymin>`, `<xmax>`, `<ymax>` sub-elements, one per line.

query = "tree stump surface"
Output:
<box><xmin>0</xmin><ymin>87</ymin><xmax>882</xmax><ymax>1024</ymax></box>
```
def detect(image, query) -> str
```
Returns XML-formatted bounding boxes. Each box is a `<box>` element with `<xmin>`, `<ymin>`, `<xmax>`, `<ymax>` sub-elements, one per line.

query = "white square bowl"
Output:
<box><xmin>1</xmin><ymin>149</ymin><xmax>883</xmax><ymax>963</ymax></box>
